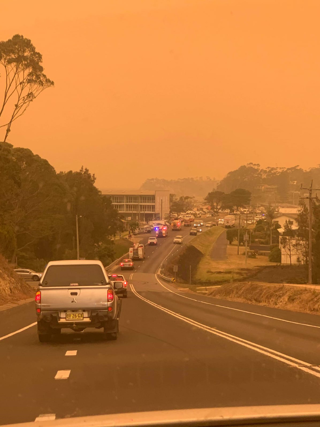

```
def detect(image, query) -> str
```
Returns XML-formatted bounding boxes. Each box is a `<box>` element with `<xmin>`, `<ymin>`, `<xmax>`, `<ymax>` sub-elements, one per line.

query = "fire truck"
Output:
<box><xmin>129</xmin><ymin>243</ymin><xmax>145</xmax><ymax>260</ymax></box>
<box><xmin>172</xmin><ymin>220</ymin><xmax>182</xmax><ymax>231</ymax></box>
<box><xmin>155</xmin><ymin>225</ymin><xmax>168</xmax><ymax>237</ymax></box>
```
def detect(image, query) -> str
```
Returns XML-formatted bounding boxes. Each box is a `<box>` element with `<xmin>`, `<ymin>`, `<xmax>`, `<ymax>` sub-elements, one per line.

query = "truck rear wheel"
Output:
<box><xmin>103</xmin><ymin>319</ymin><xmax>119</xmax><ymax>341</ymax></box>
<box><xmin>37</xmin><ymin>321</ymin><xmax>52</xmax><ymax>343</ymax></box>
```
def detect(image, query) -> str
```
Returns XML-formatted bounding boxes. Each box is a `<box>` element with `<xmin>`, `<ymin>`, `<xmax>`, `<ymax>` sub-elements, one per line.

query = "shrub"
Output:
<box><xmin>269</xmin><ymin>246</ymin><xmax>281</xmax><ymax>263</ymax></box>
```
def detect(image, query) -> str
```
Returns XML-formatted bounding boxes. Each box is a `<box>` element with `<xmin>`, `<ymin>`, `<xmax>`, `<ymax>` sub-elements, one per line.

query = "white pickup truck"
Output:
<box><xmin>35</xmin><ymin>260</ymin><xmax>122</xmax><ymax>342</ymax></box>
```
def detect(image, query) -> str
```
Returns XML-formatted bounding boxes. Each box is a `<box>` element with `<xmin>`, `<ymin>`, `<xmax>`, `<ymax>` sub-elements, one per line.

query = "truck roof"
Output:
<box><xmin>45</xmin><ymin>260</ymin><xmax>104</xmax><ymax>266</ymax></box>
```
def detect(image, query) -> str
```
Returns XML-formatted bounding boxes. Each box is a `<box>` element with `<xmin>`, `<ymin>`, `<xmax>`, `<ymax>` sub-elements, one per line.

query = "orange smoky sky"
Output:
<box><xmin>1</xmin><ymin>0</ymin><xmax>320</xmax><ymax>189</ymax></box>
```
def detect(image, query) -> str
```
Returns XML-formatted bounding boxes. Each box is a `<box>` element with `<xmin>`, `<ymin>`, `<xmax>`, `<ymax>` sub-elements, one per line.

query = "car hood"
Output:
<box><xmin>6</xmin><ymin>405</ymin><xmax>320</xmax><ymax>427</ymax></box>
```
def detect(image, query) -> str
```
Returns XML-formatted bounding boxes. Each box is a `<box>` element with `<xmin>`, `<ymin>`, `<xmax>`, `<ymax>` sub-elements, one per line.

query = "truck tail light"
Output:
<box><xmin>35</xmin><ymin>291</ymin><xmax>41</xmax><ymax>303</ymax></box>
<box><xmin>120</xmin><ymin>263</ymin><xmax>124</xmax><ymax>266</ymax></box>
<box><xmin>123</xmin><ymin>281</ymin><xmax>127</xmax><ymax>287</ymax></box>
<box><xmin>107</xmin><ymin>289</ymin><xmax>114</xmax><ymax>302</ymax></box>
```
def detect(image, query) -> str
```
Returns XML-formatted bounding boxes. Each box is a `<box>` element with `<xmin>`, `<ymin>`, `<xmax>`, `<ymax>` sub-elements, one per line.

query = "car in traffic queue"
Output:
<box><xmin>108</xmin><ymin>274</ymin><xmax>128</xmax><ymax>298</ymax></box>
<box><xmin>205</xmin><ymin>222</ymin><xmax>212</xmax><ymax>227</ymax></box>
<box><xmin>35</xmin><ymin>260</ymin><xmax>121</xmax><ymax>342</ymax></box>
<box><xmin>148</xmin><ymin>236</ymin><xmax>158</xmax><ymax>245</ymax></box>
<box><xmin>197</xmin><ymin>228</ymin><xmax>203</xmax><ymax>233</ymax></box>
<box><xmin>173</xmin><ymin>235</ymin><xmax>183</xmax><ymax>244</ymax></box>
<box><xmin>14</xmin><ymin>268</ymin><xmax>42</xmax><ymax>281</ymax></box>
<box><xmin>190</xmin><ymin>228</ymin><xmax>198</xmax><ymax>236</ymax></box>
<box><xmin>120</xmin><ymin>259</ymin><xmax>134</xmax><ymax>270</ymax></box>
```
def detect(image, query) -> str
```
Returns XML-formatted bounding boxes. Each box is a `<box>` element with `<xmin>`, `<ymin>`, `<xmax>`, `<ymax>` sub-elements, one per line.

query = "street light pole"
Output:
<box><xmin>76</xmin><ymin>214</ymin><xmax>80</xmax><ymax>260</ymax></box>
<box><xmin>237</xmin><ymin>214</ymin><xmax>241</xmax><ymax>255</ymax></box>
<box><xmin>300</xmin><ymin>181</ymin><xmax>320</xmax><ymax>284</ymax></box>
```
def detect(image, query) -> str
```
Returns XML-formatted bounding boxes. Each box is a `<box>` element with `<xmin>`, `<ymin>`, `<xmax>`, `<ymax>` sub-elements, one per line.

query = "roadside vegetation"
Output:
<box><xmin>195</xmin><ymin>243</ymin><xmax>273</xmax><ymax>284</ymax></box>
<box><xmin>0</xmin><ymin>255</ymin><xmax>34</xmax><ymax>306</ymax></box>
<box><xmin>0</xmin><ymin>142</ymin><xmax>125</xmax><ymax>270</ymax></box>
<box><xmin>208</xmin><ymin>282</ymin><xmax>320</xmax><ymax>315</ymax></box>
<box><xmin>165</xmin><ymin>227</ymin><xmax>225</xmax><ymax>283</ymax></box>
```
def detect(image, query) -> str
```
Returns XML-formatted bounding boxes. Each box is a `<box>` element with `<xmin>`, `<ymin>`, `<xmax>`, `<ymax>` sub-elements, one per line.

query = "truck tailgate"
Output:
<box><xmin>39</xmin><ymin>286</ymin><xmax>110</xmax><ymax>310</ymax></box>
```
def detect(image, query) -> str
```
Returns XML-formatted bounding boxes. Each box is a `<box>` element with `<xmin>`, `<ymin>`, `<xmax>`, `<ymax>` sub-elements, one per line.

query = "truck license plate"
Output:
<box><xmin>66</xmin><ymin>311</ymin><xmax>84</xmax><ymax>321</ymax></box>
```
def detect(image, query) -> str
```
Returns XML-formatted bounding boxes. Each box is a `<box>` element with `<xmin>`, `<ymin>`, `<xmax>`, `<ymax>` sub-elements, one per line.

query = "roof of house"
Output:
<box><xmin>274</xmin><ymin>213</ymin><xmax>299</xmax><ymax>221</ymax></box>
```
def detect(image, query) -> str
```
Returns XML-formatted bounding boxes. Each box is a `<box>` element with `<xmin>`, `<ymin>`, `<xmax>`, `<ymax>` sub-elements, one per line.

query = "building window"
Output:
<box><xmin>126</xmin><ymin>196</ymin><xmax>139</xmax><ymax>203</ymax></box>
<box><xmin>113</xmin><ymin>204</ymin><xmax>124</xmax><ymax>211</ymax></box>
<box><xmin>111</xmin><ymin>196</ymin><xmax>125</xmax><ymax>203</ymax></box>
<box><xmin>140</xmin><ymin>196</ymin><xmax>155</xmax><ymax>203</ymax></box>
<box><xmin>140</xmin><ymin>205</ymin><xmax>155</xmax><ymax>212</ymax></box>
<box><xmin>126</xmin><ymin>204</ymin><xmax>138</xmax><ymax>212</ymax></box>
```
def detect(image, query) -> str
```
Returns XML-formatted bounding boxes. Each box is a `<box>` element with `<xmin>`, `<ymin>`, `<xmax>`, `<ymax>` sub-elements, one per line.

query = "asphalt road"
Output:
<box><xmin>2</xmin><ymin>222</ymin><xmax>320</xmax><ymax>425</ymax></box>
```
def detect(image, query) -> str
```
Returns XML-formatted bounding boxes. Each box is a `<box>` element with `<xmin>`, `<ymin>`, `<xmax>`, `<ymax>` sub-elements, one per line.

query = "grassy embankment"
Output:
<box><xmin>209</xmin><ymin>282</ymin><xmax>320</xmax><ymax>315</ymax></box>
<box><xmin>166</xmin><ymin>227</ymin><xmax>225</xmax><ymax>285</ymax></box>
<box><xmin>113</xmin><ymin>238</ymin><xmax>132</xmax><ymax>259</ymax></box>
<box><xmin>0</xmin><ymin>255</ymin><xmax>34</xmax><ymax>306</ymax></box>
<box><xmin>195</xmin><ymin>243</ymin><xmax>274</xmax><ymax>284</ymax></box>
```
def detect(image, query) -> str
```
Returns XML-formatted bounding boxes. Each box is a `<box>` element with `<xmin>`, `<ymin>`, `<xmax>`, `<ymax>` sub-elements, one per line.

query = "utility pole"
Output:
<box><xmin>237</xmin><ymin>214</ymin><xmax>241</xmax><ymax>255</ymax></box>
<box><xmin>300</xmin><ymin>181</ymin><xmax>320</xmax><ymax>284</ymax></box>
<box><xmin>161</xmin><ymin>198</ymin><xmax>163</xmax><ymax>220</ymax></box>
<box><xmin>76</xmin><ymin>214</ymin><xmax>80</xmax><ymax>260</ymax></box>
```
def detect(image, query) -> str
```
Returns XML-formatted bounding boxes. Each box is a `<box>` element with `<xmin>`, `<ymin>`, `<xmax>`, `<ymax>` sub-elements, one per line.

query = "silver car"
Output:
<box><xmin>14</xmin><ymin>268</ymin><xmax>42</xmax><ymax>281</ymax></box>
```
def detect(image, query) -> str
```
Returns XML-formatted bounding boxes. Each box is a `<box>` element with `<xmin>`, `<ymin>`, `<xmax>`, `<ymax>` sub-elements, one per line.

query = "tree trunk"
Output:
<box><xmin>3</xmin><ymin>124</ymin><xmax>11</xmax><ymax>143</ymax></box>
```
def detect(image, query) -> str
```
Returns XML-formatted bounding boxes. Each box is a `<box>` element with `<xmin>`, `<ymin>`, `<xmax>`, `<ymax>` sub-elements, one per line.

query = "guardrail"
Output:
<box><xmin>105</xmin><ymin>252</ymin><xmax>129</xmax><ymax>271</ymax></box>
<box><xmin>157</xmin><ymin>273</ymin><xmax>176</xmax><ymax>283</ymax></box>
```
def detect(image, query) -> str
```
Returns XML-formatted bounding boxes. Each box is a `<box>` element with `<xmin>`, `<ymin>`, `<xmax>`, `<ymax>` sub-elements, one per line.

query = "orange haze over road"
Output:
<box><xmin>1</xmin><ymin>0</ymin><xmax>320</xmax><ymax>189</ymax></box>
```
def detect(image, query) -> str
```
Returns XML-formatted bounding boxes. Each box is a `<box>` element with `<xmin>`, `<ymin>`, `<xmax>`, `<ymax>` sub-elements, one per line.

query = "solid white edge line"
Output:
<box><xmin>0</xmin><ymin>322</ymin><xmax>37</xmax><ymax>342</ymax></box>
<box><xmin>155</xmin><ymin>275</ymin><xmax>320</xmax><ymax>330</ymax></box>
<box><xmin>130</xmin><ymin>284</ymin><xmax>320</xmax><ymax>380</ymax></box>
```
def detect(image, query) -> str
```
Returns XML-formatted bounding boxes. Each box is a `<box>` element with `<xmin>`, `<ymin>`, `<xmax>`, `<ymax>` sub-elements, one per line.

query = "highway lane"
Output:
<box><xmin>2</xmin><ymin>222</ymin><xmax>320</xmax><ymax>424</ymax></box>
<box><xmin>132</xmin><ymin>274</ymin><xmax>320</xmax><ymax>373</ymax></box>
<box><xmin>2</xmin><ymin>283</ymin><xmax>320</xmax><ymax>425</ymax></box>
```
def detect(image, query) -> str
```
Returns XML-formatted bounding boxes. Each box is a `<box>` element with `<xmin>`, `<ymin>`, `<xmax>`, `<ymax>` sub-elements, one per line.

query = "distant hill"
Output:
<box><xmin>217</xmin><ymin>163</ymin><xmax>320</xmax><ymax>204</ymax></box>
<box><xmin>140</xmin><ymin>177</ymin><xmax>218</xmax><ymax>198</ymax></box>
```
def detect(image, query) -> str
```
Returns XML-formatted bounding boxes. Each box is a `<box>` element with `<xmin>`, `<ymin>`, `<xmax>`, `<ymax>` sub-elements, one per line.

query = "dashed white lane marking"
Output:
<box><xmin>35</xmin><ymin>414</ymin><xmax>56</xmax><ymax>422</ymax></box>
<box><xmin>129</xmin><ymin>273</ymin><xmax>133</xmax><ymax>280</ymax></box>
<box><xmin>55</xmin><ymin>370</ymin><xmax>71</xmax><ymax>380</ymax></box>
<box><xmin>130</xmin><ymin>284</ymin><xmax>320</xmax><ymax>380</ymax></box>
<box><xmin>65</xmin><ymin>350</ymin><xmax>77</xmax><ymax>356</ymax></box>
<box><xmin>155</xmin><ymin>276</ymin><xmax>320</xmax><ymax>331</ymax></box>
<box><xmin>0</xmin><ymin>322</ymin><xmax>37</xmax><ymax>342</ymax></box>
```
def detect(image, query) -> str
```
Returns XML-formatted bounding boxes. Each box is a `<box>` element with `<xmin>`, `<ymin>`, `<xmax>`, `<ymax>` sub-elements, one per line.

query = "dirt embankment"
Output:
<box><xmin>209</xmin><ymin>282</ymin><xmax>320</xmax><ymax>315</ymax></box>
<box><xmin>0</xmin><ymin>255</ymin><xmax>34</xmax><ymax>306</ymax></box>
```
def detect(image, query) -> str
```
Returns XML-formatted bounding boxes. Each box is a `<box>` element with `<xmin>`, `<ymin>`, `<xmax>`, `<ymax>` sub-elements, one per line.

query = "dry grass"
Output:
<box><xmin>191</xmin><ymin>227</ymin><xmax>225</xmax><ymax>255</ymax></box>
<box><xmin>209</xmin><ymin>281</ymin><xmax>320</xmax><ymax>315</ymax></box>
<box><xmin>0</xmin><ymin>255</ymin><xmax>34</xmax><ymax>306</ymax></box>
<box><xmin>196</xmin><ymin>244</ymin><xmax>273</xmax><ymax>284</ymax></box>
